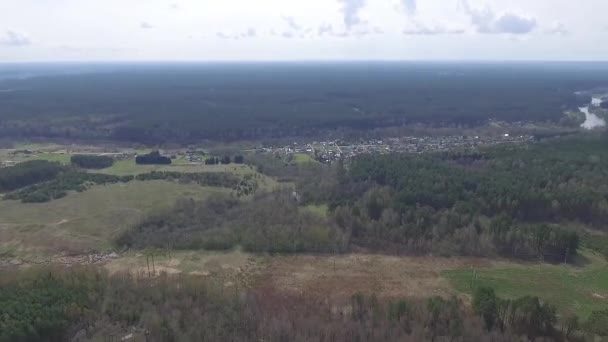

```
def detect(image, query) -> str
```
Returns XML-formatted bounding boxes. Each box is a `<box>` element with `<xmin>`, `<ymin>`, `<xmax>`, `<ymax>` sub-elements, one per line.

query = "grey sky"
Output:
<box><xmin>1</xmin><ymin>0</ymin><xmax>607</xmax><ymax>62</ymax></box>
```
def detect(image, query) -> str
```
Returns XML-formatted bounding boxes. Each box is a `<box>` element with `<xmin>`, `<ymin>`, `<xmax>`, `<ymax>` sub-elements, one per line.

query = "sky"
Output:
<box><xmin>1</xmin><ymin>0</ymin><xmax>607</xmax><ymax>62</ymax></box>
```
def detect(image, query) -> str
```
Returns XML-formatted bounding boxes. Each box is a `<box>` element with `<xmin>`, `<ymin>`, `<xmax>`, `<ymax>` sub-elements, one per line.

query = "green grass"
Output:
<box><xmin>302</xmin><ymin>204</ymin><xmax>329</xmax><ymax>217</ymax></box>
<box><xmin>30</xmin><ymin>153</ymin><xmax>71</xmax><ymax>164</ymax></box>
<box><xmin>293</xmin><ymin>153</ymin><xmax>318</xmax><ymax>165</ymax></box>
<box><xmin>443</xmin><ymin>250</ymin><xmax>608</xmax><ymax>319</ymax></box>
<box><xmin>0</xmin><ymin>181</ymin><xmax>228</xmax><ymax>256</ymax></box>
<box><xmin>99</xmin><ymin>159</ymin><xmax>255</xmax><ymax>175</ymax></box>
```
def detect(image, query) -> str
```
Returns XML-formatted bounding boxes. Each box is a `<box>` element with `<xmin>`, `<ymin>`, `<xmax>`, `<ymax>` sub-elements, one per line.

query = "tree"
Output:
<box><xmin>473</xmin><ymin>287</ymin><xmax>498</xmax><ymax>330</ymax></box>
<box><xmin>221</xmin><ymin>155</ymin><xmax>231</xmax><ymax>165</ymax></box>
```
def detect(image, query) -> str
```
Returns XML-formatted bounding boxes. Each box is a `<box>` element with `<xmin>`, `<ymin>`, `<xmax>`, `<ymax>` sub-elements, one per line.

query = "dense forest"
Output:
<box><xmin>1</xmin><ymin>267</ymin><xmax>605</xmax><ymax>341</ymax></box>
<box><xmin>71</xmin><ymin>154</ymin><xmax>114</xmax><ymax>169</ymax></box>
<box><xmin>0</xmin><ymin>160</ymin><xmax>64</xmax><ymax>192</ymax></box>
<box><xmin>135</xmin><ymin>151</ymin><xmax>171</xmax><ymax>165</ymax></box>
<box><xmin>123</xmin><ymin>136</ymin><xmax>608</xmax><ymax>261</ymax></box>
<box><xmin>0</xmin><ymin>62</ymin><xmax>605</xmax><ymax>144</ymax></box>
<box><xmin>0</xmin><ymin>160</ymin><xmax>253</xmax><ymax>202</ymax></box>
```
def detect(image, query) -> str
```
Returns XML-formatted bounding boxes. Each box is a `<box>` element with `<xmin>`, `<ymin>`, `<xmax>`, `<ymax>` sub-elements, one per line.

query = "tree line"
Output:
<box><xmin>0</xmin><ymin>160</ymin><xmax>64</xmax><ymax>192</ymax></box>
<box><xmin>71</xmin><ymin>154</ymin><xmax>114</xmax><ymax>169</ymax></box>
<box><xmin>1</xmin><ymin>160</ymin><xmax>254</xmax><ymax>203</ymax></box>
<box><xmin>3</xmin><ymin>267</ymin><xmax>605</xmax><ymax>342</ymax></box>
<box><xmin>135</xmin><ymin>151</ymin><xmax>171</xmax><ymax>165</ymax></box>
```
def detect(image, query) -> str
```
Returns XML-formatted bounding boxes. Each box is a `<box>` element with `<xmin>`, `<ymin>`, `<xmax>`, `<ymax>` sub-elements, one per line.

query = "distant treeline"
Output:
<box><xmin>0</xmin><ymin>63</ymin><xmax>605</xmax><ymax>144</ymax></box>
<box><xmin>71</xmin><ymin>154</ymin><xmax>114</xmax><ymax>169</ymax></box>
<box><xmin>1</xmin><ymin>159</ymin><xmax>253</xmax><ymax>203</ymax></box>
<box><xmin>135</xmin><ymin>151</ymin><xmax>171</xmax><ymax>165</ymax></box>
<box><xmin>1</xmin><ymin>267</ymin><xmax>606</xmax><ymax>342</ymax></box>
<box><xmin>204</xmin><ymin>155</ymin><xmax>244</xmax><ymax>165</ymax></box>
<box><xmin>118</xmin><ymin>191</ymin><xmax>339</xmax><ymax>252</ymax></box>
<box><xmin>0</xmin><ymin>160</ymin><xmax>64</xmax><ymax>192</ymax></box>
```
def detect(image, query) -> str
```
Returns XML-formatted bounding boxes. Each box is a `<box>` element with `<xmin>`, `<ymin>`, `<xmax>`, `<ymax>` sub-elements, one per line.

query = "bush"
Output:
<box><xmin>135</xmin><ymin>151</ymin><xmax>171</xmax><ymax>165</ymax></box>
<box><xmin>71</xmin><ymin>155</ymin><xmax>114</xmax><ymax>169</ymax></box>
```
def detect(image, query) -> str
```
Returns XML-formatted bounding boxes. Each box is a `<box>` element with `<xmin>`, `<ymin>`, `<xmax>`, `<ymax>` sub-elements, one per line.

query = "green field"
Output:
<box><xmin>0</xmin><ymin>181</ymin><xmax>228</xmax><ymax>257</ymax></box>
<box><xmin>443</xmin><ymin>250</ymin><xmax>608</xmax><ymax>319</ymax></box>
<box><xmin>98</xmin><ymin>158</ymin><xmax>256</xmax><ymax>175</ymax></box>
<box><xmin>293</xmin><ymin>153</ymin><xmax>318</xmax><ymax>165</ymax></box>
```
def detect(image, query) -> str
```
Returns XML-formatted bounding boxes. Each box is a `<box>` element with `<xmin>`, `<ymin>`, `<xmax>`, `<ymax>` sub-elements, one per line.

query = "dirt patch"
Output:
<box><xmin>257</xmin><ymin>254</ymin><xmax>492</xmax><ymax>300</ymax></box>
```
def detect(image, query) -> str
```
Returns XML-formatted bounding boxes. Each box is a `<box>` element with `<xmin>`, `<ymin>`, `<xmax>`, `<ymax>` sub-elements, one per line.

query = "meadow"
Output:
<box><xmin>443</xmin><ymin>249</ymin><xmax>608</xmax><ymax>319</ymax></box>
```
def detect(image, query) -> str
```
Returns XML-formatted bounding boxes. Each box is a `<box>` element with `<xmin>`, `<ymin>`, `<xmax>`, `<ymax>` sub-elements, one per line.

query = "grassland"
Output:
<box><xmin>0</xmin><ymin>181</ymin><xmax>228</xmax><ymax>257</ymax></box>
<box><xmin>98</xmin><ymin>158</ymin><xmax>256</xmax><ymax>176</ymax></box>
<box><xmin>293</xmin><ymin>153</ymin><xmax>318</xmax><ymax>165</ymax></box>
<box><xmin>442</xmin><ymin>250</ymin><xmax>608</xmax><ymax>319</ymax></box>
<box><xmin>105</xmin><ymin>251</ymin><xmax>487</xmax><ymax>299</ymax></box>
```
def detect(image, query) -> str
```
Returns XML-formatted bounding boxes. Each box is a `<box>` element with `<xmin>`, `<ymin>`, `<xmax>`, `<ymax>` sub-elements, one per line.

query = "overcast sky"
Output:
<box><xmin>1</xmin><ymin>0</ymin><xmax>607</xmax><ymax>62</ymax></box>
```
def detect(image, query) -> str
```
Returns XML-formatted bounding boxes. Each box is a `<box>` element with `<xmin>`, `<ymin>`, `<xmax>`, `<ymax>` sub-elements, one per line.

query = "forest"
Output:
<box><xmin>2</xmin><ymin>267</ymin><xmax>606</xmax><ymax>342</ymax></box>
<box><xmin>71</xmin><ymin>155</ymin><xmax>114</xmax><ymax>169</ymax></box>
<box><xmin>0</xmin><ymin>160</ymin><xmax>252</xmax><ymax>202</ymax></box>
<box><xmin>121</xmin><ymin>136</ymin><xmax>608</xmax><ymax>262</ymax></box>
<box><xmin>0</xmin><ymin>62</ymin><xmax>605</xmax><ymax>144</ymax></box>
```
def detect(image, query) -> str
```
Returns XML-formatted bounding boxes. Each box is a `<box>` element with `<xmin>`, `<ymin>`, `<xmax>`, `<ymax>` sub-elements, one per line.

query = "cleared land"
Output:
<box><xmin>0</xmin><ymin>181</ymin><xmax>228</xmax><ymax>257</ymax></box>
<box><xmin>443</xmin><ymin>249</ymin><xmax>608</xmax><ymax>319</ymax></box>
<box><xmin>105</xmin><ymin>251</ymin><xmax>492</xmax><ymax>299</ymax></box>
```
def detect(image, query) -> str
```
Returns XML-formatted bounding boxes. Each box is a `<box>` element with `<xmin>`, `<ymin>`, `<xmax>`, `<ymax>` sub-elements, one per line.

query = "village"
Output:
<box><xmin>256</xmin><ymin>133</ymin><xmax>535</xmax><ymax>164</ymax></box>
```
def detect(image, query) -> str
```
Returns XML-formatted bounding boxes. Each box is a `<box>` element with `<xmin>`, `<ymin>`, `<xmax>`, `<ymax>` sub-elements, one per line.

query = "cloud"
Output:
<box><xmin>282</xmin><ymin>16</ymin><xmax>302</xmax><ymax>31</ymax></box>
<box><xmin>545</xmin><ymin>22</ymin><xmax>568</xmax><ymax>35</ymax></box>
<box><xmin>0</xmin><ymin>30</ymin><xmax>31</xmax><ymax>46</ymax></box>
<box><xmin>318</xmin><ymin>23</ymin><xmax>334</xmax><ymax>36</ymax></box>
<box><xmin>246</xmin><ymin>28</ymin><xmax>257</xmax><ymax>37</ymax></box>
<box><xmin>338</xmin><ymin>0</ymin><xmax>366</xmax><ymax>29</ymax></box>
<box><xmin>140</xmin><ymin>21</ymin><xmax>154</xmax><ymax>29</ymax></box>
<box><xmin>170</xmin><ymin>3</ymin><xmax>179</xmax><ymax>10</ymax></box>
<box><xmin>216</xmin><ymin>32</ymin><xmax>235</xmax><ymax>40</ymax></box>
<box><xmin>460</xmin><ymin>0</ymin><xmax>537</xmax><ymax>35</ymax></box>
<box><xmin>317</xmin><ymin>23</ymin><xmax>380</xmax><ymax>38</ymax></box>
<box><xmin>282</xmin><ymin>31</ymin><xmax>294</xmax><ymax>39</ymax></box>
<box><xmin>403</xmin><ymin>22</ymin><xmax>465</xmax><ymax>36</ymax></box>
<box><xmin>401</xmin><ymin>0</ymin><xmax>417</xmax><ymax>15</ymax></box>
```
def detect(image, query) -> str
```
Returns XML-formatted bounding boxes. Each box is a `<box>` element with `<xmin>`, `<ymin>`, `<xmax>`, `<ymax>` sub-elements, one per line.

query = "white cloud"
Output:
<box><xmin>460</xmin><ymin>0</ymin><xmax>537</xmax><ymax>34</ymax></box>
<box><xmin>401</xmin><ymin>0</ymin><xmax>417</xmax><ymax>15</ymax></box>
<box><xmin>0</xmin><ymin>30</ymin><xmax>31</xmax><ymax>46</ymax></box>
<box><xmin>140</xmin><ymin>21</ymin><xmax>154</xmax><ymax>29</ymax></box>
<box><xmin>1</xmin><ymin>0</ymin><xmax>608</xmax><ymax>61</ymax></box>
<box><xmin>282</xmin><ymin>16</ymin><xmax>302</xmax><ymax>31</ymax></box>
<box><xmin>545</xmin><ymin>22</ymin><xmax>568</xmax><ymax>35</ymax></box>
<box><xmin>338</xmin><ymin>0</ymin><xmax>366</xmax><ymax>29</ymax></box>
<box><xmin>403</xmin><ymin>22</ymin><xmax>465</xmax><ymax>36</ymax></box>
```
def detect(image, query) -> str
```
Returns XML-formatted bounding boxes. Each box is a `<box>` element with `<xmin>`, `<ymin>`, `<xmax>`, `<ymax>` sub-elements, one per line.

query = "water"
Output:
<box><xmin>579</xmin><ymin>97</ymin><xmax>606</xmax><ymax>129</ymax></box>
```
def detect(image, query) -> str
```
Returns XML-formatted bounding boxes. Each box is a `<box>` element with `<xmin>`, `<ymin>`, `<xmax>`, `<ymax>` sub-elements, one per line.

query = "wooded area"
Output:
<box><xmin>2</xmin><ymin>267</ymin><xmax>604</xmax><ymax>342</ymax></box>
<box><xmin>0</xmin><ymin>63</ymin><xmax>603</xmax><ymax>144</ymax></box>
<box><xmin>71</xmin><ymin>155</ymin><xmax>114</xmax><ymax>169</ymax></box>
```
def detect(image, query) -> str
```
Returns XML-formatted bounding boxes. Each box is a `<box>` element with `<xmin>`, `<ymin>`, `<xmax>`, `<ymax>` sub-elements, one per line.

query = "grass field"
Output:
<box><xmin>293</xmin><ymin>153</ymin><xmax>318</xmax><ymax>165</ymax></box>
<box><xmin>0</xmin><ymin>181</ymin><xmax>228</xmax><ymax>257</ymax></box>
<box><xmin>442</xmin><ymin>250</ymin><xmax>608</xmax><ymax>319</ymax></box>
<box><xmin>105</xmin><ymin>251</ymin><xmax>488</xmax><ymax>299</ymax></box>
<box><xmin>98</xmin><ymin>158</ymin><xmax>257</xmax><ymax>176</ymax></box>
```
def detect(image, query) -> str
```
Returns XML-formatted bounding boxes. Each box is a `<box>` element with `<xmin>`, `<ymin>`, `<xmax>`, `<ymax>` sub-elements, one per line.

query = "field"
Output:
<box><xmin>443</xmin><ymin>250</ymin><xmax>608</xmax><ymax>319</ymax></box>
<box><xmin>293</xmin><ymin>153</ymin><xmax>318</xmax><ymax>165</ymax></box>
<box><xmin>105</xmin><ymin>250</ymin><xmax>491</xmax><ymax>299</ymax></box>
<box><xmin>103</xmin><ymin>249</ymin><xmax>608</xmax><ymax>320</ymax></box>
<box><xmin>0</xmin><ymin>181</ymin><xmax>228</xmax><ymax>257</ymax></box>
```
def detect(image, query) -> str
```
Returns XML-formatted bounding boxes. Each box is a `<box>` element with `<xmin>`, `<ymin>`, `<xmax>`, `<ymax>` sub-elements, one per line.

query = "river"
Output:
<box><xmin>579</xmin><ymin>97</ymin><xmax>606</xmax><ymax>129</ymax></box>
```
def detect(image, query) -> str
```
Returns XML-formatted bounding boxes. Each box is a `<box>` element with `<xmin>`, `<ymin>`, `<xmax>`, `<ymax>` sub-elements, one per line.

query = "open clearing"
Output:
<box><xmin>105</xmin><ymin>249</ymin><xmax>608</xmax><ymax>317</ymax></box>
<box><xmin>0</xmin><ymin>181</ymin><xmax>227</xmax><ymax>257</ymax></box>
<box><xmin>105</xmin><ymin>250</ymin><xmax>492</xmax><ymax>299</ymax></box>
<box><xmin>443</xmin><ymin>249</ymin><xmax>608</xmax><ymax>319</ymax></box>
